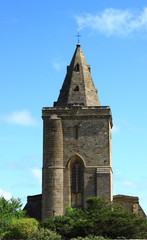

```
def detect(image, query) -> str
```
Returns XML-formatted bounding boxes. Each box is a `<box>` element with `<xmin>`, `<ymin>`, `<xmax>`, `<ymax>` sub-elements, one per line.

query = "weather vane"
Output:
<box><xmin>76</xmin><ymin>29</ymin><xmax>81</xmax><ymax>44</ymax></box>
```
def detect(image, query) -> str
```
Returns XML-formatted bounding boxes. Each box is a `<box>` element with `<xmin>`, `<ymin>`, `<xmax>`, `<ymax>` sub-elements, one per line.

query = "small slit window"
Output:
<box><xmin>74</xmin><ymin>125</ymin><xmax>79</xmax><ymax>139</ymax></box>
<box><xmin>75</xmin><ymin>63</ymin><xmax>80</xmax><ymax>72</ymax></box>
<box><xmin>74</xmin><ymin>85</ymin><xmax>79</xmax><ymax>91</ymax></box>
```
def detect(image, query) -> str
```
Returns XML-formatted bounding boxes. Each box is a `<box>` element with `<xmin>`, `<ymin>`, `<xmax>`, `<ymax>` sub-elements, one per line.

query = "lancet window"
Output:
<box><xmin>70</xmin><ymin>156</ymin><xmax>84</xmax><ymax>208</ymax></box>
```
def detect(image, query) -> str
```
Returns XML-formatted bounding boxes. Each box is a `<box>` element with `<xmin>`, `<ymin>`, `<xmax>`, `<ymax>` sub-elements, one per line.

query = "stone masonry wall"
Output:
<box><xmin>42</xmin><ymin>106</ymin><xmax>113</xmax><ymax>215</ymax></box>
<box><xmin>113</xmin><ymin>195</ymin><xmax>146</xmax><ymax>219</ymax></box>
<box><xmin>63</xmin><ymin>118</ymin><xmax>109</xmax><ymax>166</ymax></box>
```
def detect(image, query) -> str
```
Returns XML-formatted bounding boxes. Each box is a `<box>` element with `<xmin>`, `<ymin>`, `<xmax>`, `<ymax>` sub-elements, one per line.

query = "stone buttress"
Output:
<box><xmin>42</xmin><ymin>115</ymin><xmax>64</xmax><ymax>219</ymax></box>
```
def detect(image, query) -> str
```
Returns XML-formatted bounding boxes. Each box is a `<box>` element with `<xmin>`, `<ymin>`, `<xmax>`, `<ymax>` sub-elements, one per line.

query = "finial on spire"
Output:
<box><xmin>76</xmin><ymin>29</ymin><xmax>81</xmax><ymax>44</ymax></box>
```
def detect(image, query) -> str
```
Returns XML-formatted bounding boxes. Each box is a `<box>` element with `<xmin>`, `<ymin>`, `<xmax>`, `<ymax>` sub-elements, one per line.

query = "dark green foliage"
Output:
<box><xmin>28</xmin><ymin>228</ymin><xmax>61</xmax><ymax>240</ymax></box>
<box><xmin>0</xmin><ymin>197</ymin><xmax>26</xmax><ymax>235</ymax></box>
<box><xmin>41</xmin><ymin>215</ymin><xmax>72</xmax><ymax>238</ymax></box>
<box><xmin>40</xmin><ymin>217</ymin><xmax>56</xmax><ymax>231</ymax></box>
<box><xmin>71</xmin><ymin>236</ymin><xmax>110</xmax><ymax>240</ymax></box>
<box><xmin>40</xmin><ymin>197</ymin><xmax>147</xmax><ymax>239</ymax></box>
<box><xmin>86</xmin><ymin>197</ymin><xmax>112</xmax><ymax>211</ymax></box>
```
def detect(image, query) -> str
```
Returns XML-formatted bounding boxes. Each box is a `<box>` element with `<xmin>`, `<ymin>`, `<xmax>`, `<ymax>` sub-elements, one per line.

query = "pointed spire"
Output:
<box><xmin>54</xmin><ymin>45</ymin><xmax>100</xmax><ymax>107</ymax></box>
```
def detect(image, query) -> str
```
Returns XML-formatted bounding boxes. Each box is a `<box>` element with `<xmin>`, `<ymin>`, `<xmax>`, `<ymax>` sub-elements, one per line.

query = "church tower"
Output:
<box><xmin>42</xmin><ymin>44</ymin><xmax>113</xmax><ymax>220</ymax></box>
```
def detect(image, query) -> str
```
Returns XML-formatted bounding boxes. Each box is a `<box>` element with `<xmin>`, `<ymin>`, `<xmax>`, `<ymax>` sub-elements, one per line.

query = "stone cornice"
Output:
<box><xmin>42</xmin><ymin>106</ymin><xmax>113</xmax><ymax>127</ymax></box>
<box><xmin>96</xmin><ymin>166</ymin><xmax>113</xmax><ymax>173</ymax></box>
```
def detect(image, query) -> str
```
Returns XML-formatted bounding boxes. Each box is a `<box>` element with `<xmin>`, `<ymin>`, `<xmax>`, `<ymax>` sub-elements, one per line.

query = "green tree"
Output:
<box><xmin>0</xmin><ymin>197</ymin><xmax>26</xmax><ymax>234</ymax></box>
<box><xmin>41</xmin><ymin>197</ymin><xmax>147</xmax><ymax>239</ymax></box>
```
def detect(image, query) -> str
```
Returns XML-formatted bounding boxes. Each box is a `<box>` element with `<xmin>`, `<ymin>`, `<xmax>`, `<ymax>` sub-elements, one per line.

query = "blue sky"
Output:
<box><xmin>0</xmin><ymin>0</ymin><xmax>147</xmax><ymax>215</ymax></box>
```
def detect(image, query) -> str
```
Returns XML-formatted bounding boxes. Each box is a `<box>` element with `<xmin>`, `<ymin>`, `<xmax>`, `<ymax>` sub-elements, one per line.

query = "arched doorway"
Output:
<box><xmin>69</xmin><ymin>155</ymin><xmax>84</xmax><ymax>208</ymax></box>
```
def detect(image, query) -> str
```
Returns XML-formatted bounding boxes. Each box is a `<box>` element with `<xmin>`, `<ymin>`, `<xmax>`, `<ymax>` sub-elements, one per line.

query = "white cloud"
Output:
<box><xmin>52</xmin><ymin>57</ymin><xmax>66</xmax><ymax>71</ymax></box>
<box><xmin>31</xmin><ymin>168</ymin><xmax>42</xmax><ymax>185</ymax></box>
<box><xmin>75</xmin><ymin>7</ymin><xmax>147</xmax><ymax>37</ymax></box>
<box><xmin>0</xmin><ymin>110</ymin><xmax>38</xmax><ymax>126</ymax></box>
<box><xmin>0</xmin><ymin>188</ymin><xmax>12</xmax><ymax>200</ymax></box>
<box><xmin>121</xmin><ymin>180</ymin><xmax>138</xmax><ymax>188</ymax></box>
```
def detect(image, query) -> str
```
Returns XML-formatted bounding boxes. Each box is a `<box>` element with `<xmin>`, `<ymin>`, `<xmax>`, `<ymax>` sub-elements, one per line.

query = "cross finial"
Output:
<box><xmin>76</xmin><ymin>29</ymin><xmax>81</xmax><ymax>44</ymax></box>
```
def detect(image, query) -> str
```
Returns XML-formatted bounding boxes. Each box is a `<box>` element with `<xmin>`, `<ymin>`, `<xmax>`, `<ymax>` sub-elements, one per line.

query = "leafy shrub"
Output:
<box><xmin>40</xmin><ymin>217</ymin><xmax>56</xmax><ymax>231</ymax></box>
<box><xmin>86</xmin><ymin>197</ymin><xmax>112</xmax><ymax>211</ymax></box>
<box><xmin>71</xmin><ymin>236</ymin><xmax>110</xmax><ymax>240</ymax></box>
<box><xmin>65</xmin><ymin>202</ymin><xmax>75</xmax><ymax>215</ymax></box>
<box><xmin>1</xmin><ymin>218</ymin><xmax>38</xmax><ymax>239</ymax></box>
<box><xmin>54</xmin><ymin>215</ymin><xmax>72</xmax><ymax>237</ymax></box>
<box><xmin>41</xmin><ymin>215</ymin><xmax>72</xmax><ymax>238</ymax></box>
<box><xmin>28</xmin><ymin>228</ymin><xmax>61</xmax><ymax>240</ymax></box>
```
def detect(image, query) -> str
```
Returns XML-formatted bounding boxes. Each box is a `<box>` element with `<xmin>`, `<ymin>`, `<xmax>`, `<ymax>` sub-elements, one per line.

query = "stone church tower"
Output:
<box><xmin>24</xmin><ymin>44</ymin><xmax>146</xmax><ymax>220</ymax></box>
<box><xmin>42</xmin><ymin>44</ymin><xmax>113</xmax><ymax>220</ymax></box>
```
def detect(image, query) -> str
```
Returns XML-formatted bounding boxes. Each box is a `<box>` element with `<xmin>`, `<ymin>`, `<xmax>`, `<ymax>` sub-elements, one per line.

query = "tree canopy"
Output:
<box><xmin>0</xmin><ymin>196</ymin><xmax>147</xmax><ymax>239</ymax></box>
<box><xmin>41</xmin><ymin>197</ymin><xmax>147</xmax><ymax>239</ymax></box>
<box><xmin>0</xmin><ymin>197</ymin><xmax>26</xmax><ymax>234</ymax></box>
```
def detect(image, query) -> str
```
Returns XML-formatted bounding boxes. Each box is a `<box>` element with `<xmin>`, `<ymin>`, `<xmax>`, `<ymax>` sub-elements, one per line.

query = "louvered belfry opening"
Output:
<box><xmin>70</xmin><ymin>155</ymin><xmax>84</xmax><ymax>208</ymax></box>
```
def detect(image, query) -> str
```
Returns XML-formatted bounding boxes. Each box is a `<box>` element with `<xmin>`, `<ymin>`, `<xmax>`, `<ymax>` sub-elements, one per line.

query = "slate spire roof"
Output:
<box><xmin>54</xmin><ymin>44</ymin><xmax>100</xmax><ymax>107</ymax></box>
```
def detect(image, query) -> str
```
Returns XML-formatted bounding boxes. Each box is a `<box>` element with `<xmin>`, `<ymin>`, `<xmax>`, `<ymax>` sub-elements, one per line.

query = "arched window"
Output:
<box><xmin>70</xmin><ymin>156</ymin><xmax>84</xmax><ymax>207</ymax></box>
<box><xmin>71</xmin><ymin>160</ymin><xmax>83</xmax><ymax>193</ymax></box>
